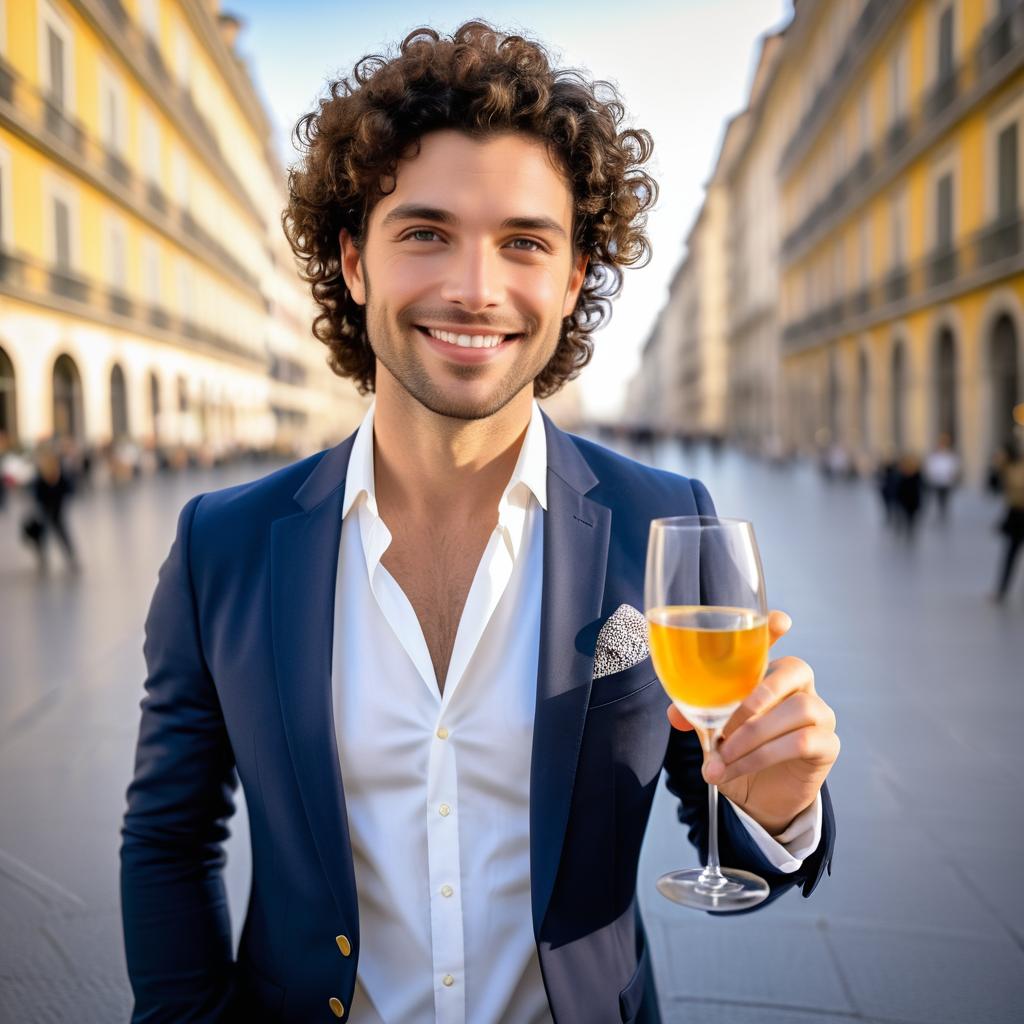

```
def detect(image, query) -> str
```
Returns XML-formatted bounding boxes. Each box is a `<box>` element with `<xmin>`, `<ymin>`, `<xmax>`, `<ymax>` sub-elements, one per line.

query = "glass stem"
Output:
<box><xmin>699</xmin><ymin>725</ymin><xmax>728</xmax><ymax>890</ymax></box>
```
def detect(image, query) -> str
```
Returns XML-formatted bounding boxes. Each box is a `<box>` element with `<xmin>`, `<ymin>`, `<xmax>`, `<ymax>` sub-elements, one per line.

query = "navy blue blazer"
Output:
<box><xmin>121</xmin><ymin>415</ymin><xmax>835</xmax><ymax>1023</ymax></box>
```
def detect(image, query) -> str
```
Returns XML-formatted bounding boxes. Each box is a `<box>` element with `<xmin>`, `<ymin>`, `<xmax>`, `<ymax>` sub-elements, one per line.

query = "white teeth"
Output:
<box><xmin>426</xmin><ymin>328</ymin><xmax>506</xmax><ymax>349</ymax></box>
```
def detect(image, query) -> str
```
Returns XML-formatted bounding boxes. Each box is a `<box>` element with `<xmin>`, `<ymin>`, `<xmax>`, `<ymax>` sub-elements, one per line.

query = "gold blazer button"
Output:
<box><xmin>336</xmin><ymin>934</ymin><xmax>352</xmax><ymax>957</ymax></box>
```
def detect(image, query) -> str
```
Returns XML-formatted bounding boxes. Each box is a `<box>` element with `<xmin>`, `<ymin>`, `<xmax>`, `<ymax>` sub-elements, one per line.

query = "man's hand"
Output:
<box><xmin>667</xmin><ymin>611</ymin><xmax>839</xmax><ymax>836</ymax></box>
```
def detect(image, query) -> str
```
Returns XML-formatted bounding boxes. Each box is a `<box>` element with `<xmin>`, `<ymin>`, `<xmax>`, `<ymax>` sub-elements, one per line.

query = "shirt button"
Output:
<box><xmin>439</xmin><ymin>803</ymin><xmax>451</xmax><ymax>817</ymax></box>
<box><xmin>329</xmin><ymin>996</ymin><xmax>345</xmax><ymax>1017</ymax></box>
<box><xmin>335</xmin><ymin>934</ymin><xmax>351</xmax><ymax>956</ymax></box>
<box><xmin>442</xmin><ymin>974</ymin><xmax>455</xmax><ymax>987</ymax></box>
<box><xmin>436</xmin><ymin>726</ymin><xmax>449</xmax><ymax>740</ymax></box>
<box><xmin>441</xmin><ymin>884</ymin><xmax>454</xmax><ymax>897</ymax></box>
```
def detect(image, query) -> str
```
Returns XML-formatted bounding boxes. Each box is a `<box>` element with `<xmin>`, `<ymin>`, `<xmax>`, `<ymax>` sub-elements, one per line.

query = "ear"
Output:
<box><xmin>562</xmin><ymin>251</ymin><xmax>589</xmax><ymax>319</ymax></box>
<box><xmin>339</xmin><ymin>229</ymin><xmax>366</xmax><ymax>306</ymax></box>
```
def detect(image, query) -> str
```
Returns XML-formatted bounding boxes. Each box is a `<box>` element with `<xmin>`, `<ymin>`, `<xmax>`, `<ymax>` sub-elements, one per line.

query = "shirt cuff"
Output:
<box><xmin>724</xmin><ymin>793</ymin><xmax>823</xmax><ymax>874</ymax></box>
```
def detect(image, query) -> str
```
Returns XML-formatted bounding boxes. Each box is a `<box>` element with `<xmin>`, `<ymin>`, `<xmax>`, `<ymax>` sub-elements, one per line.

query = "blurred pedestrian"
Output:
<box><xmin>0</xmin><ymin>430</ymin><xmax>10</xmax><ymax>512</ymax></box>
<box><xmin>992</xmin><ymin>440</ymin><xmax>1024</xmax><ymax>604</ymax></box>
<box><xmin>894</xmin><ymin>454</ymin><xmax>923</xmax><ymax>542</ymax></box>
<box><xmin>27</xmin><ymin>448</ymin><xmax>80</xmax><ymax>574</ymax></box>
<box><xmin>876</xmin><ymin>449</ymin><xmax>900</xmax><ymax>526</ymax></box>
<box><xmin>923</xmin><ymin>433</ymin><xmax>960</xmax><ymax>524</ymax></box>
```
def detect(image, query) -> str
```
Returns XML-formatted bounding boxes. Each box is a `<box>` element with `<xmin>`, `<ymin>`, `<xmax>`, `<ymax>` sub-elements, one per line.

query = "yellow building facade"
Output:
<box><xmin>0</xmin><ymin>0</ymin><xmax>361</xmax><ymax>455</ymax></box>
<box><xmin>779</xmin><ymin>0</ymin><xmax>1023</xmax><ymax>483</ymax></box>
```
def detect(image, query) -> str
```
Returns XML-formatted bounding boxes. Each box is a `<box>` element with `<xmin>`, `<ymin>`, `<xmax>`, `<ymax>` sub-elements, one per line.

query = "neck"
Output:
<box><xmin>371</xmin><ymin>371</ymin><xmax>535</xmax><ymax>522</ymax></box>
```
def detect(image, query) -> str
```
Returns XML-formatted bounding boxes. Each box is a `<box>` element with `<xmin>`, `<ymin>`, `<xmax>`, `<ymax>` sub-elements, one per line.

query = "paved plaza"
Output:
<box><xmin>1</xmin><ymin>438</ymin><xmax>1023</xmax><ymax>1023</ymax></box>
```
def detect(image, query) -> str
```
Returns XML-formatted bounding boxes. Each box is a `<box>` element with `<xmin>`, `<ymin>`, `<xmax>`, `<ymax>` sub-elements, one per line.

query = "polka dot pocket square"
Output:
<box><xmin>592</xmin><ymin>603</ymin><xmax>650</xmax><ymax>680</ymax></box>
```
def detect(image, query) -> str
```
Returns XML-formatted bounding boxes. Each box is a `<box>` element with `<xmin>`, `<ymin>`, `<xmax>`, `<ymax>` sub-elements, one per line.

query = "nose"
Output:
<box><xmin>439</xmin><ymin>241</ymin><xmax>504</xmax><ymax>310</ymax></box>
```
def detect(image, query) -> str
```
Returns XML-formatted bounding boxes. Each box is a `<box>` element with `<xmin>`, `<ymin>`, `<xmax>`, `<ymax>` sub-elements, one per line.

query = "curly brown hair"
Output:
<box><xmin>283</xmin><ymin>20</ymin><xmax>657</xmax><ymax>398</ymax></box>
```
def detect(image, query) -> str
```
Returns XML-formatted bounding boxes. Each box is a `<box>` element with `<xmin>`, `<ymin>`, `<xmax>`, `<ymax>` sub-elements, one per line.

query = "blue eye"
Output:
<box><xmin>508</xmin><ymin>238</ymin><xmax>542</xmax><ymax>251</ymax></box>
<box><xmin>408</xmin><ymin>229</ymin><xmax>439</xmax><ymax>242</ymax></box>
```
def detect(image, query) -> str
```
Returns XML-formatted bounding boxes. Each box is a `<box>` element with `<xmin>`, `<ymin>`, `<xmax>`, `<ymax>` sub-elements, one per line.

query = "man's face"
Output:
<box><xmin>340</xmin><ymin>130</ymin><xmax>588</xmax><ymax>421</ymax></box>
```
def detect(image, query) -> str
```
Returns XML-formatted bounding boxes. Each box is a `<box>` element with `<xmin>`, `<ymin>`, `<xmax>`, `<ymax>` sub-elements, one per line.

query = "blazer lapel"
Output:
<box><xmin>530</xmin><ymin>417</ymin><xmax>611</xmax><ymax>934</ymax></box>
<box><xmin>271</xmin><ymin>433</ymin><xmax>358</xmax><ymax>925</ymax></box>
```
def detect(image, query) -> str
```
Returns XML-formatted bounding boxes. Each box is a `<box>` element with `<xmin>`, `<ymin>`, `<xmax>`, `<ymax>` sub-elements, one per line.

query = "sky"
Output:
<box><xmin>233</xmin><ymin>0</ymin><xmax>793</xmax><ymax>420</ymax></box>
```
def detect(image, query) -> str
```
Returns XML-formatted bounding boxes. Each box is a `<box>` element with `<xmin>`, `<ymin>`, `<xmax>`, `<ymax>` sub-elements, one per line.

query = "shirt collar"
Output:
<box><xmin>341</xmin><ymin>398</ymin><xmax>548</xmax><ymax>524</ymax></box>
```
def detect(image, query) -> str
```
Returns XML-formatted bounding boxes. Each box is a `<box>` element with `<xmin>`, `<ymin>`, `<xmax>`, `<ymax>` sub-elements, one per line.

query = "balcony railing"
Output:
<box><xmin>105</xmin><ymin>149</ymin><xmax>132</xmax><ymax>186</ymax></box>
<box><xmin>0</xmin><ymin>57</ymin><xmax>266</xmax><ymax>304</ymax></box>
<box><xmin>146</xmin><ymin>182</ymin><xmax>167</xmax><ymax>214</ymax></box>
<box><xmin>781</xmin><ymin>1</ymin><xmax>1024</xmax><ymax>263</ymax></box>
<box><xmin>926</xmin><ymin>70</ymin><xmax>959</xmax><ymax>118</ymax></box>
<box><xmin>0</xmin><ymin>245</ymin><xmax>263</xmax><ymax>366</ymax></box>
<box><xmin>885</xmin><ymin>267</ymin><xmax>909</xmax><ymax>303</ymax></box>
<box><xmin>49</xmin><ymin>268</ymin><xmax>90</xmax><ymax>303</ymax></box>
<box><xmin>108</xmin><ymin>290</ymin><xmax>133</xmax><ymax>317</ymax></box>
<box><xmin>44</xmin><ymin>100</ymin><xmax>85</xmax><ymax>154</ymax></box>
<box><xmin>977</xmin><ymin>2</ymin><xmax>1024</xmax><ymax>72</ymax></box>
<box><xmin>977</xmin><ymin>214</ymin><xmax>1023</xmax><ymax>265</ymax></box>
<box><xmin>0</xmin><ymin>60</ymin><xmax>13</xmax><ymax>104</ymax></box>
<box><xmin>780</xmin><ymin>0</ymin><xmax>904</xmax><ymax>171</ymax></box>
<box><xmin>928</xmin><ymin>247</ymin><xmax>958</xmax><ymax>287</ymax></box>
<box><xmin>886</xmin><ymin>118</ymin><xmax>911</xmax><ymax>158</ymax></box>
<box><xmin>782</xmin><ymin>218</ymin><xmax>1023</xmax><ymax>350</ymax></box>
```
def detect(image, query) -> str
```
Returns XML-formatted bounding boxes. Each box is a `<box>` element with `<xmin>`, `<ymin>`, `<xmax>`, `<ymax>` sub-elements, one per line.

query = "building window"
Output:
<box><xmin>53</xmin><ymin>195</ymin><xmax>71</xmax><ymax>270</ymax></box>
<box><xmin>935</xmin><ymin>172</ymin><xmax>954</xmax><ymax>251</ymax></box>
<box><xmin>138</xmin><ymin>0</ymin><xmax>159</xmax><ymax>39</ymax></box>
<box><xmin>142</xmin><ymin>238</ymin><xmax>161</xmax><ymax>305</ymax></box>
<box><xmin>52</xmin><ymin>352</ymin><xmax>83</xmax><ymax>439</ymax></box>
<box><xmin>936</xmin><ymin>4</ymin><xmax>955</xmax><ymax>82</ymax></box>
<box><xmin>174</xmin><ymin>24</ymin><xmax>192</xmax><ymax>88</ymax></box>
<box><xmin>889</xmin><ymin>38</ymin><xmax>909</xmax><ymax>125</ymax></box>
<box><xmin>40</xmin><ymin>2</ymin><xmax>73</xmax><ymax>113</ymax></box>
<box><xmin>140</xmin><ymin>108</ymin><xmax>161</xmax><ymax>184</ymax></box>
<box><xmin>859</xmin><ymin>215</ymin><xmax>872</xmax><ymax>288</ymax></box>
<box><xmin>997</xmin><ymin>120</ymin><xmax>1019</xmax><ymax>218</ymax></box>
<box><xmin>889</xmin><ymin>191</ymin><xmax>906</xmax><ymax>268</ymax></box>
<box><xmin>99</xmin><ymin>65</ymin><xmax>126</xmax><ymax>157</ymax></box>
<box><xmin>104</xmin><ymin>215</ymin><xmax>128</xmax><ymax>291</ymax></box>
<box><xmin>858</xmin><ymin>88</ymin><xmax>872</xmax><ymax>154</ymax></box>
<box><xmin>0</xmin><ymin>143</ymin><xmax>12</xmax><ymax>252</ymax></box>
<box><xmin>171</xmin><ymin>148</ymin><xmax>189</xmax><ymax>209</ymax></box>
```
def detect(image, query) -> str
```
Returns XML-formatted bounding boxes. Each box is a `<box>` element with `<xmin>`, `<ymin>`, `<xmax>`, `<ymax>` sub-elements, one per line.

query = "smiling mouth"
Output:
<box><xmin>416</xmin><ymin>325</ymin><xmax>523</xmax><ymax>349</ymax></box>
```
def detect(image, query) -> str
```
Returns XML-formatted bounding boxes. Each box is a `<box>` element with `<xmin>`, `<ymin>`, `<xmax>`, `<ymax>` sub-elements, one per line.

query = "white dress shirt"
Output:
<box><xmin>331</xmin><ymin>400</ymin><xmax>822</xmax><ymax>1024</ymax></box>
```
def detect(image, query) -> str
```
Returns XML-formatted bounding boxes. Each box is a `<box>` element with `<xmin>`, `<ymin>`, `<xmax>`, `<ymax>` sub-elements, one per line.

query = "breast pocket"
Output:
<box><xmin>587</xmin><ymin>656</ymin><xmax>660</xmax><ymax>709</ymax></box>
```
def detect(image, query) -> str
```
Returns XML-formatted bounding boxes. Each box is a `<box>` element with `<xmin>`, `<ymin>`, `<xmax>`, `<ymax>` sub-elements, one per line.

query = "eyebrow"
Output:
<box><xmin>380</xmin><ymin>204</ymin><xmax>567</xmax><ymax>239</ymax></box>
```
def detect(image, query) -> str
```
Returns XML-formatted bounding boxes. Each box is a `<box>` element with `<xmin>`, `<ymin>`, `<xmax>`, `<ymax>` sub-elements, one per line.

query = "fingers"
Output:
<box><xmin>767</xmin><ymin>609</ymin><xmax>792</xmax><ymax>648</ymax></box>
<box><xmin>721</xmin><ymin>655</ymin><xmax>815</xmax><ymax>740</ymax></box>
<box><xmin>718</xmin><ymin>691</ymin><xmax>835</xmax><ymax>765</ymax></box>
<box><xmin>666</xmin><ymin>705</ymin><xmax>694</xmax><ymax>731</ymax></box>
<box><xmin>705</xmin><ymin>727</ymin><xmax>840</xmax><ymax>785</ymax></box>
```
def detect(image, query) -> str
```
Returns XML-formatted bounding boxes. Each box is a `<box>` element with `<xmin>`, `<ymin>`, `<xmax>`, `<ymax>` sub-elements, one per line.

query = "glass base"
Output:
<box><xmin>656</xmin><ymin>867</ymin><xmax>769</xmax><ymax>911</ymax></box>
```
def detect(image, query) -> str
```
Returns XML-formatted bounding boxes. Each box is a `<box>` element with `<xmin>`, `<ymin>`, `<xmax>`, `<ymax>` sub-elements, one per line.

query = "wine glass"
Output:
<box><xmin>644</xmin><ymin>515</ymin><xmax>771</xmax><ymax>911</ymax></box>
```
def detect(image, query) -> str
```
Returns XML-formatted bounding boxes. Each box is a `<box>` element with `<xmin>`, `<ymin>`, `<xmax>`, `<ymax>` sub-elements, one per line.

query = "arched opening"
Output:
<box><xmin>891</xmin><ymin>341</ymin><xmax>906</xmax><ymax>452</ymax></box>
<box><xmin>0</xmin><ymin>345</ymin><xmax>16</xmax><ymax>442</ymax></box>
<box><xmin>989</xmin><ymin>313</ymin><xmax>1019</xmax><ymax>454</ymax></box>
<box><xmin>858</xmin><ymin>348</ymin><xmax>870</xmax><ymax>454</ymax></box>
<box><xmin>149</xmin><ymin>371</ymin><xmax>161</xmax><ymax>441</ymax></box>
<box><xmin>110</xmin><ymin>363</ymin><xmax>129</xmax><ymax>440</ymax></box>
<box><xmin>934</xmin><ymin>327</ymin><xmax>958</xmax><ymax>446</ymax></box>
<box><xmin>53</xmin><ymin>353</ymin><xmax>84</xmax><ymax>440</ymax></box>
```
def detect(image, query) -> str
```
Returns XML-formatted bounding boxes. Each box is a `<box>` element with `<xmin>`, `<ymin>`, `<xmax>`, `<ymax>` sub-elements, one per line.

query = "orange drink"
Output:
<box><xmin>647</xmin><ymin>605</ymin><xmax>769</xmax><ymax>710</ymax></box>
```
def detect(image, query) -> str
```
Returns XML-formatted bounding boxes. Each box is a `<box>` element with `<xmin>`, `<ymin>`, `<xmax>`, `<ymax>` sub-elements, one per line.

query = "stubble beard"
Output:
<box><xmin>363</xmin><ymin>275</ymin><xmax>561</xmax><ymax>422</ymax></box>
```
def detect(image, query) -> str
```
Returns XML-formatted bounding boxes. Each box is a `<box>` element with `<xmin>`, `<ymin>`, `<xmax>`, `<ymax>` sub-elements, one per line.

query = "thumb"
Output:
<box><xmin>768</xmin><ymin>609</ymin><xmax>792</xmax><ymax>648</ymax></box>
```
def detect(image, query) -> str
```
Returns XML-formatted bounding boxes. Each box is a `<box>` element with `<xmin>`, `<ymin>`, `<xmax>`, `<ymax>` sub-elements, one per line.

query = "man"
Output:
<box><xmin>923</xmin><ymin>433</ymin><xmax>960</xmax><ymax>524</ymax></box>
<box><xmin>121</xmin><ymin>22</ymin><xmax>838</xmax><ymax>1024</ymax></box>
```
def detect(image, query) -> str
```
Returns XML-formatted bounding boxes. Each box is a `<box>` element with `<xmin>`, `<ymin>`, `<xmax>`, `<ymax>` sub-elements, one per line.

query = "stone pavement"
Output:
<box><xmin>1</xmin><ymin>441</ymin><xmax>1023</xmax><ymax>1023</ymax></box>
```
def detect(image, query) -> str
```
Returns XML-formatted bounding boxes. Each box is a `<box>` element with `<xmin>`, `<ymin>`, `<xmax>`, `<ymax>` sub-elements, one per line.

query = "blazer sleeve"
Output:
<box><xmin>120</xmin><ymin>494</ymin><xmax>238</xmax><ymax>1021</ymax></box>
<box><xmin>661</xmin><ymin>477</ymin><xmax>836</xmax><ymax>912</ymax></box>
